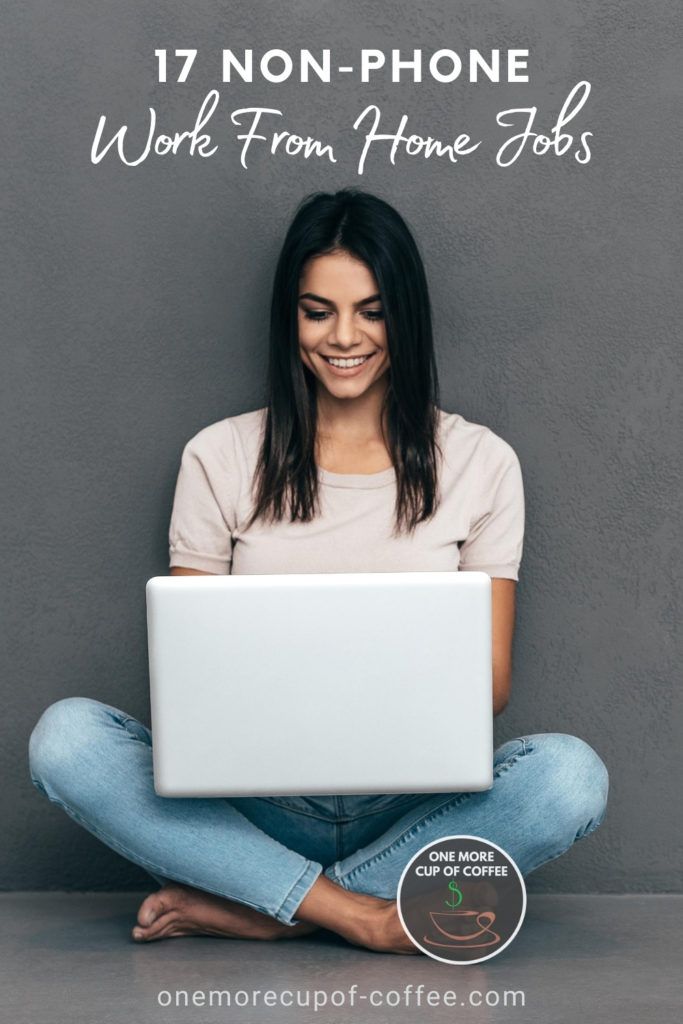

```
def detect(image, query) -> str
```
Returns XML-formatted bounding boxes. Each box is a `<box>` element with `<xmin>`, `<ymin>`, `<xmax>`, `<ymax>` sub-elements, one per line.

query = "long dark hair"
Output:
<box><xmin>246</xmin><ymin>187</ymin><xmax>442</xmax><ymax>536</ymax></box>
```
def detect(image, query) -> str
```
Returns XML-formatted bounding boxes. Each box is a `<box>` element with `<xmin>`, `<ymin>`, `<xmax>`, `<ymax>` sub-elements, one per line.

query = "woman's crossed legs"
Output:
<box><xmin>28</xmin><ymin>697</ymin><xmax>608</xmax><ymax>953</ymax></box>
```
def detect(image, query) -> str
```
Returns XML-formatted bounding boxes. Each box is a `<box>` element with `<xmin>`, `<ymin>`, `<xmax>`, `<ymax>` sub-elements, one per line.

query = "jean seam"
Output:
<box><xmin>575</xmin><ymin>810</ymin><xmax>607</xmax><ymax>842</ymax></box>
<box><xmin>345</xmin><ymin>794</ymin><xmax>428</xmax><ymax>821</ymax></box>
<box><xmin>263</xmin><ymin>795</ymin><xmax>421</xmax><ymax>823</ymax></box>
<box><xmin>260</xmin><ymin>800</ymin><xmax>337</xmax><ymax>823</ymax></box>
<box><xmin>335</xmin><ymin>739</ymin><xmax>535</xmax><ymax>888</ymax></box>
<box><xmin>275</xmin><ymin>860</ymin><xmax>323</xmax><ymax>925</ymax></box>
<box><xmin>32</xmin><ymin>780</ymin><xmax>286</xmax><ymax>920</ymax></box>
<box><xmin>119</xmin><ymin>716</ymin><xmax>151</xmax><ymax>737</ymax></box>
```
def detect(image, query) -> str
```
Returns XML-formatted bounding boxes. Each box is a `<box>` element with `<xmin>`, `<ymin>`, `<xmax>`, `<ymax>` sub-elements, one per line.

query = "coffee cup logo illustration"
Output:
<box><xmin>397</xmin><ymin>835</ymin><xmax>526</xmax><ymax>964</ymax></box>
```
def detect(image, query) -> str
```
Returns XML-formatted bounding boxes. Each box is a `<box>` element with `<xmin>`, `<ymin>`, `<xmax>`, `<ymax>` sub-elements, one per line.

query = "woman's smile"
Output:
<box><xmin>319</xmin><ymin>352</ymin><xmax>378</xmax><ymax>375</ymax></box>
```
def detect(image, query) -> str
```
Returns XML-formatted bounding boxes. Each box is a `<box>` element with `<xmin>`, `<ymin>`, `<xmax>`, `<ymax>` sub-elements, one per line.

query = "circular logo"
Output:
<box><xmin>396</xmin><ymin>835</ymin><xmax>526</xmax><ymax>964</ymax></box>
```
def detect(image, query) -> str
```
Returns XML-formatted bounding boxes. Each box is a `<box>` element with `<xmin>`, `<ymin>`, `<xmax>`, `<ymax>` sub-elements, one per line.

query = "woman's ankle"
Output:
<box><xmin>295</xmin><ymin>876</ymin><xmax>362</xmax><ymax>931</ymax></box>
<box><xmin>294</xmin><ymin>877</ymin><xmax>411</xmax><ymax>952</ymax></box>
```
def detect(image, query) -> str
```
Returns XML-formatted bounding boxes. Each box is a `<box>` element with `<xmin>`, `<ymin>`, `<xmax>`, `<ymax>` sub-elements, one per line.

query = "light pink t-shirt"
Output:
<box><xmin>168</xmin><ymin>406</ymin><xmax>524</xmax><ymax>580</ymax></box>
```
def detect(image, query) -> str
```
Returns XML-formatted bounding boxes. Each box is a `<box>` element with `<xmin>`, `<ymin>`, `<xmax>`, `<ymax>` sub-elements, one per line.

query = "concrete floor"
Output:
<box><xmin>1</xmin><ymin>893</ymin><xmax>681</xmax><ymax>1023</ymax></box>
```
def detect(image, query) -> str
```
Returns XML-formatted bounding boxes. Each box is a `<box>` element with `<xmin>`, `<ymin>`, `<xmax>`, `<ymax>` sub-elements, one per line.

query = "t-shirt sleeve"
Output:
<box><xmin>168</xmin><ymin>421</ymin><xmax>240</xmax><ymax>575</ymax></box>
<box><xmin>458</xmin><ymin>441</ymin><xmax>525</xmax><ymax>581</ymax></box>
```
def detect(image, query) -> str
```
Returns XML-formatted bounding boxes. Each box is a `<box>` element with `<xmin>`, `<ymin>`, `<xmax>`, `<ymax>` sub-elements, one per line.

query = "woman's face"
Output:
<box><xmin>298</xmin><ymin>250</ymin><xmax>390</xmax><ymax>399</ymax></box>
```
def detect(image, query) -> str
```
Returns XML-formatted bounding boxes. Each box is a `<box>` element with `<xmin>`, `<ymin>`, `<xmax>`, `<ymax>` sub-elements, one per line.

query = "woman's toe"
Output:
<box><xmin>136</xmin><ymin>890</ymin><xmax>170</xmax><ymax>928</ymax></box>
<box><xmin>133</xmin><ymin>909</ymin><xmax>178</xmax><ymax>941</ymax></box>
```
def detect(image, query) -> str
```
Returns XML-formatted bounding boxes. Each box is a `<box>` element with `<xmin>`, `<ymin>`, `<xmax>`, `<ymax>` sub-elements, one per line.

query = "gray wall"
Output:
<box><xmin>2</xmin><ymin>1</ymin><xmax>681</xmax><ymax>892</ymax></box>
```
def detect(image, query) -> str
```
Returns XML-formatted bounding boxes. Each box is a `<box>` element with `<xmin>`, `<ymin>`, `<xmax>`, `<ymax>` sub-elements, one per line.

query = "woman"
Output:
<box><xmin>28</xmin><ymin>188</ymin><xmax>608</xmax><ymax>954</ymax></box>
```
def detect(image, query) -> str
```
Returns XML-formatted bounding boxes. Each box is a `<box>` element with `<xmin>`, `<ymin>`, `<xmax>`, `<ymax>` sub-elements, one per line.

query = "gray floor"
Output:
<box><xmin>2</xmin><ymin>893</ymin><xmax>681</xmax><ymax>1023</ymax></box>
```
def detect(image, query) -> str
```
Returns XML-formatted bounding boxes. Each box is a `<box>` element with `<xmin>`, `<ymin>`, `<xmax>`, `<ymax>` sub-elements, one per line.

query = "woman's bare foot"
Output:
<box><xmin>296</xmin><ymin>877</ymin><xmax>418</xmax><ymax>955</ymax></box>
<box><xmin>339</xmin><ymin>893</ymin><xmax>417</xmax><ymax>955</ymax></box>
<box><xmin>132</xmin><ymin>883</ymin><xmax>317</xmax><ymax>943</ymax></box>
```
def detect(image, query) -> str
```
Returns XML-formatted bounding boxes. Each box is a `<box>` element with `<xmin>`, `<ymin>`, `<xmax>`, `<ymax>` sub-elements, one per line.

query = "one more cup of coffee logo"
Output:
<box><xmin>397</xmin><ymin>835</ymin><xmax>526</xmax><ymax>964</ymax></box>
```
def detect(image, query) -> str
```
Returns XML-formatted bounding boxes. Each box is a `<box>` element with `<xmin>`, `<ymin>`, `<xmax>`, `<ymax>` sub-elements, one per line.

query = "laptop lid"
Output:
<box><xmin>146</xmin><ymin>571</ymin><xmax>493</xmax><ymax>797</ymax></box>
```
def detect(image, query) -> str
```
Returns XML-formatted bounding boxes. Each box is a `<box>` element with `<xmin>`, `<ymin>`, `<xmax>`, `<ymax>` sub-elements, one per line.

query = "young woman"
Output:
<box><xmin>28</xmin><ymin>188</ymin><xmax>608</xmax><ymax>954</ymax></box>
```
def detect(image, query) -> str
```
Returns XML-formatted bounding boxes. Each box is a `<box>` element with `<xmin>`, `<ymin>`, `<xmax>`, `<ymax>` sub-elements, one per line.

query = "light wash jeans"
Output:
<box><xmin>28</xmin><ymin>698</ymin><xmax>608</xmax><ymax>925</ymax></box>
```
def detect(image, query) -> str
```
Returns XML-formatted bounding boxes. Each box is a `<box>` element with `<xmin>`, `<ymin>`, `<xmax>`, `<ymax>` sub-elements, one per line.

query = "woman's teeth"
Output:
<box><xmin>324</xmin><ymin>355</ymin><xmax>372</xmax><ymax>368</ymax></box>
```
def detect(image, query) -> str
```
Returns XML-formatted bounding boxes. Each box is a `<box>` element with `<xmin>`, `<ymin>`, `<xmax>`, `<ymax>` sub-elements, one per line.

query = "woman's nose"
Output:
<box><xmin>332</xmin><ymin>310</ymin><xmax>360</xmax><ymax>345</ymax></box>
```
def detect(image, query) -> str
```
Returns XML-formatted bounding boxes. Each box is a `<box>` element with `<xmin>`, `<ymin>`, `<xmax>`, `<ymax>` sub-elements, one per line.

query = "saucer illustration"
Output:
<box><xmin>424</xmin><ymin>909</ymin><xmax>501</xmax><ymax>950</ymax></box>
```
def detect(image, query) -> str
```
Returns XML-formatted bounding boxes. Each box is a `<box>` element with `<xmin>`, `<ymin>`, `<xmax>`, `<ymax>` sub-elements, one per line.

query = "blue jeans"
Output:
<box><xmin>28</xmin><ymin>698</ymin><xmax>608</xmax><ymax>925</ymax></box>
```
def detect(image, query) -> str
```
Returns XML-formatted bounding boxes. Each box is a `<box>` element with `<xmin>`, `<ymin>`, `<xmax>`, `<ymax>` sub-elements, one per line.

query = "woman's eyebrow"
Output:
<box><xmin>298</xmin><ymin>292</ymin><xmax>382</xmax><ymax>306</ymax></box>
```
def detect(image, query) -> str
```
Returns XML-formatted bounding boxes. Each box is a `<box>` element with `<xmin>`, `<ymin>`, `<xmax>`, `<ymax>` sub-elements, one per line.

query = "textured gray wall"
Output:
<box><xmin>2</xmin><ymin>1</ymin><xmax>681</xmax><ymax>892</ymax></box>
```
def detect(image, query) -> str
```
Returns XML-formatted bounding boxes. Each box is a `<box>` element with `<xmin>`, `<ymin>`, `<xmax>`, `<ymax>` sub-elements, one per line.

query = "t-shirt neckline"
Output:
<box><xmin>317</xmin><ymin>466</ymin><xmax>396</xmax><ymax>489</ymax></box>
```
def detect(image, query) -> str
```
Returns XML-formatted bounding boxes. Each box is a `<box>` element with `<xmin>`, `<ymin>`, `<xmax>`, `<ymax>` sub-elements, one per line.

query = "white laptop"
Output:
<box><xmin>146</xmin><ymin>571</ymin><xmax>493</xmax><ymax>798</ymax></box>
